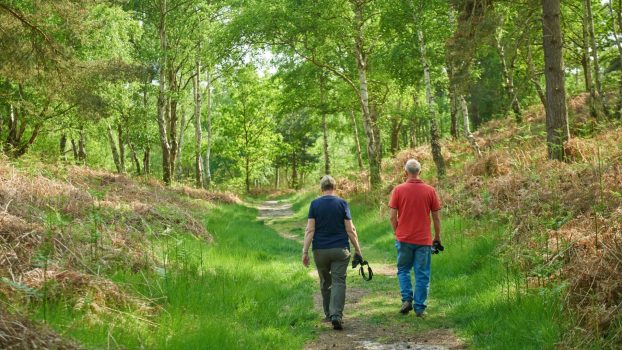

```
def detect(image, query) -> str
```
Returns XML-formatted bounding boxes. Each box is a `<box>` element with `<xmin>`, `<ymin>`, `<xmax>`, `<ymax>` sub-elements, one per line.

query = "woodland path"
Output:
<box><xmin>256</xmin><ymin>200</ymin><xmax>466</xmax><ymax>350</ymax></box>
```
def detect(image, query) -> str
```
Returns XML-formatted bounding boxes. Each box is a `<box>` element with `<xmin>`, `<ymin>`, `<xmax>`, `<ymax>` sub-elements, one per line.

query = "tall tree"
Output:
<box><xmin>232</xmin><ymin>0</ymin><xmax>385</xmax><ymax>188</ymax></box>
<box><xmin>412</xmin><ymin>0</ymin><xmax>446</xmax><ymax>179</ymax></box>
<box><xmin>193</xmin><ymin>60</ymin><xmax>204</xmax><ymax>188</ymax></box>
<box><xmin>218</xmin><ymin>66</ymin><xmax>278</xmax><ymax>193</ymax></box>
<box><xmin>542</xmin><ymin>0</ymin><xmax>570</xmax><ymax>161</ymax></box>
<box><xmin>583</xmin><ymin>0</ymin><xmax>607</xmax><ymax>118</ymax></box>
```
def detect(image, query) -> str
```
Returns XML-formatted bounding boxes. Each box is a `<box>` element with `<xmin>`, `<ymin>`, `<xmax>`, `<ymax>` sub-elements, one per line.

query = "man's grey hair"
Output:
<box><xmin>404</xmin><ymin>159</ymin><xmax>421</xmax><ymax>175</ymax></box>
<box><xmin>320</xmin><ymin>175</ymin><xmax>336</xmax><ymax>191</ymax></box>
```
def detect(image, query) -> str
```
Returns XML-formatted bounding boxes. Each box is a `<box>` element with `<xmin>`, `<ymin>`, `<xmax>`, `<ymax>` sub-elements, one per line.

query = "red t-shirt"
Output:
<box><xmin>389</xmin><ymin>178</ymin><xmax>441</xmax><ymax>246</ymax></box>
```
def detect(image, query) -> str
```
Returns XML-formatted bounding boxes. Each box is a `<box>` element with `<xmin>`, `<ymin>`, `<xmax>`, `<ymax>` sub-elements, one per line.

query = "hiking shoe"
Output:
<box><xmin>330</xmin><ymin>315</ymin><xmax>343</xmax><ymax>330</ymax></box>
<box><xmin>415</xmin><ymin>311</ymin><xmax>427</xmax><ymax>319</ymax></box>
<box><xmin>322</xmin><ymin>316</ymin><xmax>331</xmax><ymax>323</ymax></box>
<box><xmin>400</xmin><ymin>301</ymin><xmax>413</xmax><ymax>314</ymax></box>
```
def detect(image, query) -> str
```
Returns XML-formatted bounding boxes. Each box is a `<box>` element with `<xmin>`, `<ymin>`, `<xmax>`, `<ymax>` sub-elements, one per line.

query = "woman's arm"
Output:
<box><xmin>345</xmin><ymin>220</ymin><xmax>362</xmax><ymax>256</ymax></box>
<box><xmin>302</xmin><ymin>219</ymin><xmax>315</xmax><ymax>267</ymax></box>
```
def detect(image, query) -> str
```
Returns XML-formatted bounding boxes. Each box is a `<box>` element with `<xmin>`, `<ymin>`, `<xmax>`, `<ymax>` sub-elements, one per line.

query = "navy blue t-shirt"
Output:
<box><xmin>308</xmin><ymin>195</ymin><xmax>352</xmax><ymax>250</ymax></box>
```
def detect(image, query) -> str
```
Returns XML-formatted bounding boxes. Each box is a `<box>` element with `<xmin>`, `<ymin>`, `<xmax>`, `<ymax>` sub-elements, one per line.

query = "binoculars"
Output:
<box><xmin>431</xmin><ymin>240</ymin><xmax>444</xmax><ymax>254</ymax></box>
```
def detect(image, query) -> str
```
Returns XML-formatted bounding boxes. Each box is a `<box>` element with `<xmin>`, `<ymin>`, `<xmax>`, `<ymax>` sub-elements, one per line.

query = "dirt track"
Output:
<box><xmin>257</xmin><ymin>200</ymin><xmax>466</xmax><ymax>350</ymax></box>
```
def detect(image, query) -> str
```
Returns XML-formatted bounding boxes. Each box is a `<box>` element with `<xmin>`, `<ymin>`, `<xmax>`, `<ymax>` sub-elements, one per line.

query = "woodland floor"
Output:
<box><xmin>256</xmin><ymin>200</ymin><xmax>466</xmax><ymax>350</ymax></box>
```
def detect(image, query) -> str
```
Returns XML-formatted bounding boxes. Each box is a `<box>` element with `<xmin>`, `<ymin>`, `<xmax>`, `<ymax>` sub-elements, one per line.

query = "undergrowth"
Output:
<box><xmin>349</xmin><ymin>199</ymin><xmax>563</xmax><ymax>349</ymax></box>
<box><xmin>279</xmin><ymin>192</ymin><xmax>564</xmax><ymax>349</ymax></box>
<box><xmin>37</xmin><ymin>204</ymin><xmax>316</xmax><ymax>349</ymax></box>
<box><xmin>0</xmin><ymin>161</ymin><xmax>316</xmax><ymax>349</ymax></box>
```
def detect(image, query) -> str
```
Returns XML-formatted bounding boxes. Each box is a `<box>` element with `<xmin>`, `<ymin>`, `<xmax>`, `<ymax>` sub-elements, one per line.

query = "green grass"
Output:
<box><xmin>37</xmin><ymin>203</ymin><xmax>317</xmax><ymax>349</ymax></box>
<box><xmin>341</xmin><ymin>197</ymin><xmax>565</xmax><ymax>349</ymax></box>
<box><xmin>31</xmin><ymin>191</ymin><xmax>565</xmax><ymax>349</ymax></box>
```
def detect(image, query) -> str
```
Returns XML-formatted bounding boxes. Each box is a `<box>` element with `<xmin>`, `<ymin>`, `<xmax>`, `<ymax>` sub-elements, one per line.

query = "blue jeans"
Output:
<box><xmin>395</xmin><ymin>240</ymin><xmax>431</xmax><ymax>313</ymax></box>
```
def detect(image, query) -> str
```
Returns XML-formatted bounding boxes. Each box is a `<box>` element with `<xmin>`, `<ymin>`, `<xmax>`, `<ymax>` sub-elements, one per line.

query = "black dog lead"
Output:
<box><xmin>352</xmin><ymin>254</ymin><xmax>373</xmax><ymax>281</ymax></box>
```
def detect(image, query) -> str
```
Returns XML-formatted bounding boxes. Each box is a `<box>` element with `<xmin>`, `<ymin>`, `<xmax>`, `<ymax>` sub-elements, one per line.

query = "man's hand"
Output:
<box><xmin>302</xmin><ymin>253</ymin><xmax>310</xmax><ymax>267</ymax></box>
<box><xmin>431</xmin><ymin>239</ymin><xmax>445</xmax><ymax>254</ymax></box>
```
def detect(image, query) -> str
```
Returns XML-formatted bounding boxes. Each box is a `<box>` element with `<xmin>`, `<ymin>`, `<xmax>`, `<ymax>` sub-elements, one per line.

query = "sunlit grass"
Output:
<box><xmin>34</xmin><ymin>191</ymin><xmax>565</xmax><ymax>349</ymax></box>
<box><xmin>329</xmin><ymin>197</ymin><xmax>564</xmax><ymax>349</ymax></box>
<box><xmin>37</xmin><ymin>203</ymin><xmax>317</xmax><ymax>349</ymax></box>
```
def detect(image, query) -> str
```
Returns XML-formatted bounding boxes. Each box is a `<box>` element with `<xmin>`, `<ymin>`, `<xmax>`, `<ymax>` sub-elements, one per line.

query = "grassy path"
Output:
<box><xmin>261</xmin><ymin>193</ymin><xmax>564</xmax><ymax>350</ymax></box>
<box><xmin>40</xmin><ymin>201</ymin><xmax>318</xmax><ymax>349</ymax></box>
<box><xmin>35</xmin><ymin>193</ymin><xmax>563</xmax><ymax>349</ymax></box>
<box><xmin>258</xmin><ymin>197</ymin><xmax>464</xmax><ymax>350</ymax></box>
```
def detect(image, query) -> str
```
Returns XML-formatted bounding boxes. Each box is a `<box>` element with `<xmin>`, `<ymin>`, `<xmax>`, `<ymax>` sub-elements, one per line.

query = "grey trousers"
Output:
<box><xmin>313</xmin><ymin>247</ymin><xmax>351</xmax><ymax>318</ymax></box>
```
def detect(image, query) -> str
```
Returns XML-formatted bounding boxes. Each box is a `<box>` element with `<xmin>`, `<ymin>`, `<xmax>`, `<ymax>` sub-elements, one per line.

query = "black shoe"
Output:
<box><xmin>330</xmin><ymin>315</ymin><xmax>343</xmax><ymax>330</ymax></box>
<box><xmin>415</xmin><ymin>310</ymin><xmax>427</xmax><ymax>319</ymax></box>
<box><xmin>400</xmin><ymin>301</ymin><xmax>413</xmax><ymax>314</ymax></box>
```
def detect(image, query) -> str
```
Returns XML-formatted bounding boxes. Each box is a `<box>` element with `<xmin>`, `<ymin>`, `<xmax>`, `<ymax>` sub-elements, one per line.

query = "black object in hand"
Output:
<box><xmin>351</xmin><ymin>253</ymin><xmax>373</xmax><ymax>281</ymax></box>
<box><xmin>431</xmin><ymin>240</ymin><xmax>444</xmax><ymax>254</ymax></box>
<box><xmin>352</xmin><ymin>253</ymin><xmax>365</xmax><ymax>268</ymax></box>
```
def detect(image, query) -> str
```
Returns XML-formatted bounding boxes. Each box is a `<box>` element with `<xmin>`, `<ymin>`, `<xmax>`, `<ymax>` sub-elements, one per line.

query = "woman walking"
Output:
<box><xmin>301</xmin><ymin>175</ymin><xmax>363</xmax><ymax>330</ymax></box>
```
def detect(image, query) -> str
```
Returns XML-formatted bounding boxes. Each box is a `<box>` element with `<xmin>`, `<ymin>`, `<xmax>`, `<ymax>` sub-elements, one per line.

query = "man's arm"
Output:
<box><xmin>389</xmin><ymin>208</ymin><xmax>398</xmax><ymax>234</ymax></box>
<box><xmin>345</xmin><ymin>220</ymin><xmax>362</xmax><ymax>256</ymax></box>
<box><xmin>431</xmin><ymin>210</ymin><xmax>441</xmax><ymax>242</ymax></box>
<box><xmin>302</xmin><ymin>219</ymin><xmax>315</xmax><ymax>267</ymax></box>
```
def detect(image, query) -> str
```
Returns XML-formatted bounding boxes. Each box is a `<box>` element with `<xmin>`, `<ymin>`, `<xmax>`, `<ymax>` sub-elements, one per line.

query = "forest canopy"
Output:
<box><xmin>0</xmin><ymin>0</ymin><xmax>621</xmax><ymax>190</ymax></box>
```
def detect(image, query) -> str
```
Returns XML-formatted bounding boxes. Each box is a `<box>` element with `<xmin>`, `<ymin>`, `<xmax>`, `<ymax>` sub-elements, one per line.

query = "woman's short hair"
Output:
<box><xmin>320</xmin><ymin>175</ymin><xmax>336</xmax><ymax>191</ymax></box>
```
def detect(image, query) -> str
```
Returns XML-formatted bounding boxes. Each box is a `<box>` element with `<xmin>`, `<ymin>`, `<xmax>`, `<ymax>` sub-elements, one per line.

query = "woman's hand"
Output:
<box><xmin>302</xmin><ymin>252</ymin><xmax>310</xmax><ymax>267</ymax></box>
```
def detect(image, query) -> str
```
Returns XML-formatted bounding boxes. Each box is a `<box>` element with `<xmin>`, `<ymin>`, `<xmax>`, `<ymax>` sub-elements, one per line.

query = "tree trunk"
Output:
<box><xmin>542</xmin><ymin>0</ymin><xmax>570</xmax><ymax>161</ymax></box>
<box><xmin>460</xmin><ymin>96</ymin><xmax>482</xmax><ymax>158</ymax></box>
<box><xmin>417</xmin><ymin>28</ymin><xmax>446</xmax><ymax>179</ymax></box>
<box><xmin>4</xmin><ymin>102</ymin><xmax>45</xmax><ymax>158</ymax></box>
<box><xmin>12</xmin><ymin>124</ymin><xmax>41</xmax><ymax>159</ymax></box>
<box><xmin>203</xmin><ymin>69</ymin><xmax>213</xmax><ymax>188</ymax></box>
<box><xmin>352</xmin><ymin>1</ymin><xmax>382</xmax><ymax>189</ymax></box>
<box><xmin>71</xmin><ymin>138</ymin><xmax>78</xmax><ymax>161</ymax></box>
<box><xmin>157</xmin><ymin>0</ymin><xmax>172</xmax><ymax>185</ymax></box>
<box><xmin>117</xmin><ymin>123</ymin><xmax>125</xmax><ymax>173</ymax></box>
<box><xmin>107</xmin><ymin>123</ymin><xmax>122</xmax><ymax>173</ymax></box>
<box><xmin>59</xmin><ymin>133</ymin><xmax>67</xmax><ymax>161</ymax></box>
<box><xmin>193</xmin><ymin>60</ymin><xmax>204</xmax><ymax>188</ymax></box>
<box><xmin>129</xmin><ymin>143</ymin><xmax>141</xmax><ymax>175</ymax></box>
<box><xmin>169</xmin><ymin>70</ymin><xmax>180</xmax><ymax>179</ymax></box>
<box><xmin>581</xmin><ymin>6</ymin><xmax>594</xmax><ymax>95</ymax></box>
<box><xmin>175</xmin><ymin>104</ymin><xmax>188</xmax><ymax>180</ymax></box>
<box><xmin>291</xmin><ymin>152</ymin><xmax>298</xmax><ymax>189</ymax></box>
<box><xmin>410</xmin><ymin>96</ymin><xmax>420</xmax><ymax>147</ymax></box>
<box><xmin>350</xmin><ymin>111</ymin><xmax>364</xmax><ymax>170</ymax></box>
<box><xmin>275</xmin><ymin>166</ymin><xmax>279</xmax><ymax>190</ymax></box>
<box><xmin>390</xmin><ymin>98</ymin><xmax>404</xmax><ymax>156</ymax></box>
<box><xmin>447</xmin><ymin>9</ymin><xmax>459</xmax><ymax>140</ymax></box>
<box><xmin>607</xmin><ymin>1</ymin><xmax>622</xmax><ymax>118</ymax></box>
<box><xmin>582</xmin><ymin>0</ymin><xmax>606</xmax><ymax>119</ymax></box>
<box><xmin>322</xmin><ymin>112</ymin><xmax>331</xmax><ymax>175</ymax></box>
<box><xmin>585</xmin><ymin>0</ymin><xmax>605</xmax><ymax>110</ymax></box>
<box><xmin>5</xmin><ymin>104</ymin><xmax>16</xmax><ymax>154</ymax></box>
<box><xmin>495</xmin><ymin>32</ymin><xmax>522</xmax><ymax>122</ymax></box>
<box><xmin>78</xmin><ymin>129</ymin><xmax>86</xmax><ymax>163</ymax></box>
<box><xmin>389</xmin><ymin>114</ymin><xmax>403</xmax><ymax>156</ymax></box>
<box><xmin>320</xmin><ymin>75</ymin><xmax>330</xmax><ymax>175</ymax></box>
<box><xmin>449</xmin><ymin>83</ymin><xmax>459</xmax><ymax>139</ymax></box>
<box><xmin>245</xmin><ymin>155</ymin><xmax>251</xmax><ymax>193</ymax></box>
<box><xmin>143</xmin><ymin>147</ymin><xmax>151</xmax><ymax>174</ymax></box>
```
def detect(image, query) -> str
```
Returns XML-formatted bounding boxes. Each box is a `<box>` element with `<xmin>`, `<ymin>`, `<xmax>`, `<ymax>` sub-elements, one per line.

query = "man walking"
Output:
<box><xmin>389</xmin><ymin>159</ymin><xmax>442</xmax><ymax>318</ymax></box>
